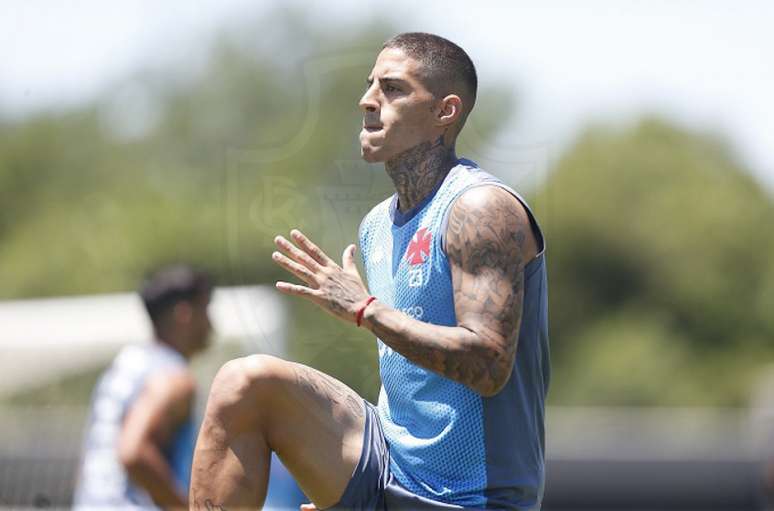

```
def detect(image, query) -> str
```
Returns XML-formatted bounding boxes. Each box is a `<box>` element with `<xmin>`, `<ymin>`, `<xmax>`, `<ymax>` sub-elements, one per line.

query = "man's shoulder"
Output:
<box><xmin>454</xmin><ymin>184</ymin><xmax>524</xmax><ymax>213</ymax></box>
<box><xmin>446</xmin><ymin>185</ymin><xmax>539</xmax><ymax>263</ymax></box>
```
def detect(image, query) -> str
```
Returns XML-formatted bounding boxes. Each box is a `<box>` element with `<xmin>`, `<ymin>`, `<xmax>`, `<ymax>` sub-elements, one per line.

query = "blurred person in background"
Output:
<box><xmin>73</xmin><ymin>265</ymin><xmax>213</xmax><ymax>510</ymax></box>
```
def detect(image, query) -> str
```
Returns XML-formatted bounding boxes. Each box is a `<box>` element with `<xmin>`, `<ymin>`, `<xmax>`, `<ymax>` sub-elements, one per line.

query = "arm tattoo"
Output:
<box><xmin>365</xmin><ymin>186</ymin><xmax>535</xmax><ymax>396</ymax></box>
<box><xmin>447</xmin><ymin>187</ymin><xmax>530</xmax><ymax>388</ymax></box>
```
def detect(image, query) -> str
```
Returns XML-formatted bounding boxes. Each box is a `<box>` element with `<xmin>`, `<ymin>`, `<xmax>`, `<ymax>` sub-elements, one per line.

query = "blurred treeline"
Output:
<box><xmin>1</xmin><ymin>12</ymin><xmax>772</xmax><ymax>406</ymax></box>
<box><xmin>542</xmin><ymin>119</ymin><xmax>774</xmax><ymax>405</ymax></box>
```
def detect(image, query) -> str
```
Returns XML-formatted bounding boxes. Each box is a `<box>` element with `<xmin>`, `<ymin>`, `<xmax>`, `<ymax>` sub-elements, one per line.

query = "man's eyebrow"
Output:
<box><xmin>365</xmin><ymin>76</ymin><xmax>409</xmax><ymax>86</ymax></box>
<box><xmin>380</xmin><ymin>76</ymin><xmax>408</xmax><ymax>85</ymax></box>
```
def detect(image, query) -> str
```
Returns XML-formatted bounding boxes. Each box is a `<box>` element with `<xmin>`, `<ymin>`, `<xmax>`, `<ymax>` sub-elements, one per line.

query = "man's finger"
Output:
<box><xmin>342</xmin><ymin>244</ymin><xmax>357</xmax><ymax>274</ymax></box>
<box><xmin>272</xmin><ymin>251</ymin><xmax>318</xmax><ymax>287</ymax></box>
<box><xmin>275</xmin><ymin>281</ymin><xmax>320</xmax><ymax>298</ymax></box>
<box><xmin>291</xmin><ymin>229</ymin><xmax>334</xmax><ymax>267</ymax></box>
<box><xmin>275</xmin><ymin>235</ymin><xmax>321</xmax><ymax>272</ymax></box>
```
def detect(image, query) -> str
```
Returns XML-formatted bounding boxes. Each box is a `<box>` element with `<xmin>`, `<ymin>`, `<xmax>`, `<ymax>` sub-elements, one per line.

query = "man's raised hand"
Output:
<box><xmin>272</xmin><ymin>229</ymin><xmax>371</xmax><ymax>324</ymax></box>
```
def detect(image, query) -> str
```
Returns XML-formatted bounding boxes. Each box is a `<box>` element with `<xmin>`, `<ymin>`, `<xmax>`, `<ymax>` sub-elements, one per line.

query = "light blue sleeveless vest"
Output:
<box><xmin>359</xmin><ymin>159</ymin><xmax>550</xmax><ymax>510</ymax></box>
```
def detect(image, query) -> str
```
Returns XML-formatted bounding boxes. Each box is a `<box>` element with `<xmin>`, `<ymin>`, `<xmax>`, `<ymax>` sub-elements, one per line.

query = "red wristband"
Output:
<box><xmin>356</xmin><ymin>296</ymin><xmax>377</xmax><ymax>327</ymax></box>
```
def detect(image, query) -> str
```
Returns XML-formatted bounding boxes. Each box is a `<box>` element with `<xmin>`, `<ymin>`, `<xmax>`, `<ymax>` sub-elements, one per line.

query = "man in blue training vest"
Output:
<box><xmin>190</xmin><ymin>32</ymin><xmax>550</xmax><ymax>510</ymax></box>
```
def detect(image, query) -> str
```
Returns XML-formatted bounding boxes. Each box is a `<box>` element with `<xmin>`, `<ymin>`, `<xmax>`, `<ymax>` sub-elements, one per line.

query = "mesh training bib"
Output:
<box><xmin>359</xmin><ymin>159</ymin><xmax>550</xmax><ymax>510</ymax></box>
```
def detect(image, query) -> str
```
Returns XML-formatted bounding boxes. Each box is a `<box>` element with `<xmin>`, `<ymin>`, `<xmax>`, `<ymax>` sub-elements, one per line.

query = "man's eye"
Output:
<box><xmin>383</xmin><ymin>84</ymin><xmax>398</xmax><ymax>93</ymax></box>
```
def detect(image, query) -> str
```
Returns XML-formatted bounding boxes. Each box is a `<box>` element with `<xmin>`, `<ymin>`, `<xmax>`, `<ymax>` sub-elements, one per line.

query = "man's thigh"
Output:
<box><xmin>243</xmin><ymin>356</ymin><xmax>366</xmax><ymax>507</ymax></box>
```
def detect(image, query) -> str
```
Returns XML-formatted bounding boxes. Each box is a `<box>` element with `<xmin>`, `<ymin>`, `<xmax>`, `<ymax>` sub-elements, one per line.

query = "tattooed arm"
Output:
<box><xmin>362</xmin><ymin>186</ymin><xmax>537</xmax><ymax>396</ymax></box>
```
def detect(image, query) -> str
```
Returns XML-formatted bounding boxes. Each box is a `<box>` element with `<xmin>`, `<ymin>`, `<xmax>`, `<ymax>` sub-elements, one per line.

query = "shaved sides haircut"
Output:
<box><xmin>383</xmin><ymin>32</ymin><xmax>478</xmax><ymax>126</ymax></box>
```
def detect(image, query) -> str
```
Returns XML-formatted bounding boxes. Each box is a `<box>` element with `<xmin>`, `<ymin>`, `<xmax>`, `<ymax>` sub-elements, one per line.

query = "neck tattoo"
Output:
<box><xmin>385</xmin><ymin>134</ymin><xmax>457</xmax><ymax>213</ymax></box>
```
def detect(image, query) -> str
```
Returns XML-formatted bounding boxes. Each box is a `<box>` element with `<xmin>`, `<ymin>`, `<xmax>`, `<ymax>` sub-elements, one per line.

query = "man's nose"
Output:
<box><xmin>358</xmin><ymin>84</ymin><xmax>379</xmax><ymax>113</ymax></box>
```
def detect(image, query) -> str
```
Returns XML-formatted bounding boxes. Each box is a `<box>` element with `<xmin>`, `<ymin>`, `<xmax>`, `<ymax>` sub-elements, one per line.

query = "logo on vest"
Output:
<box><xmin>406</xmin><ymin>227</ymin><xmax>431</xmax><ymax>265</ymax></box>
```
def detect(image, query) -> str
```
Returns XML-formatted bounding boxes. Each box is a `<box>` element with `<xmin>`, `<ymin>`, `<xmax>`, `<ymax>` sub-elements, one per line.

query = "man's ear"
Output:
<box><xmin>437</xmin><ymin>94</ymin><xmax>463</xmax><ymax>127</ymax></box>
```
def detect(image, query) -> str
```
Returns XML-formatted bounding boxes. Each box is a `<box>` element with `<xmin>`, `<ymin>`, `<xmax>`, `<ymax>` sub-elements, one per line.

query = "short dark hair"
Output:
<box><xmin>383</xmin><ymin>32</ymin><xmax>478</xmax><ymax>114</ymax></box>
<box><xmin>139</xmin><ymin>265</ymin><xmax>213</xmax><ymax>326</ymax></box>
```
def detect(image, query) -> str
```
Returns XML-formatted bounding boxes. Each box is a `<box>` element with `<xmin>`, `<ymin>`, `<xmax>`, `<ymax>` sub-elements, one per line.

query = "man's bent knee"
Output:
<box><xmin>207</xmin><ymin>355</ymin><xmax>289</xmax><ymax>428</ymax></box>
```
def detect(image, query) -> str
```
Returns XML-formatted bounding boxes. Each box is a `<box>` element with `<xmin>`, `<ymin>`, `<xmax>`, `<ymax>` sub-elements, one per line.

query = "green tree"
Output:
<box><xmin>540</xmin><ymin>118</ymin><xmax>774</xmax><ymax>405</ymax></box>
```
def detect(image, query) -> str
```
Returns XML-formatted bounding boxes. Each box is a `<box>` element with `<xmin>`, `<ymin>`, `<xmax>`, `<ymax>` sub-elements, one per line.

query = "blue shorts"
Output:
<box><xmin>330</xmin><ymin>401</ymin><xmax>468</xmax><ymax>510</ymax></box>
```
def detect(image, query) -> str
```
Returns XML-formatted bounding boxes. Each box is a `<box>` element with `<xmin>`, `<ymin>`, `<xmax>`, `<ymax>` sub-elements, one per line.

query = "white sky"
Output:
<box><xmin>1</xmin><ymin>0</ymin><xmax>772</xmax><ymax>189</ymax></box>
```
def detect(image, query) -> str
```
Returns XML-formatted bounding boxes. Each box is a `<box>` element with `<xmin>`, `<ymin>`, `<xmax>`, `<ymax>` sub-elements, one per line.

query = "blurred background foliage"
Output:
<box><xmin>540</xmin><ymin>119</ymin><xmax>774</xmax><ymax>405</ymax></box>
<box><xmin>1</xmin><ymin>10</ymin><xmax>772</xmax><ymax>407</ymax></box>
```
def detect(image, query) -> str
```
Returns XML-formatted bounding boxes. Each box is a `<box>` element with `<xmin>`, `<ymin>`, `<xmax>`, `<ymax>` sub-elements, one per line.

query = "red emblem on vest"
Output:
<box><xmin>406</xmin><ymin>227</ymin><xmax>432</xmax><ymax>265</ymax></box>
